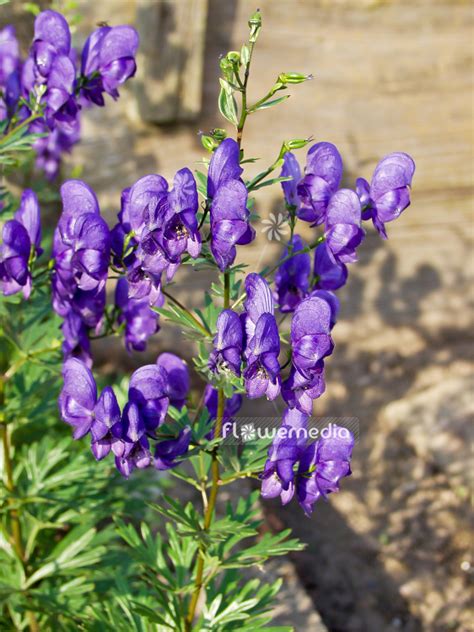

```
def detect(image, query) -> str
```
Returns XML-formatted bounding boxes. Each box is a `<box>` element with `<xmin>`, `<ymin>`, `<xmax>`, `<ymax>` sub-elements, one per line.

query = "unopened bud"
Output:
<box><xmin>226</xmin><ymin>51</ymin><xmax>241</xmax><ymax>64</ymax></box>
<box><xmin>201</xmin><ymin>135</ymin><xmax>218</xmax><ymax>152</ymax></box>
<box><xmin>278</xmin><ymin>72</ymin><xmax>313</xmax><ymax>85</ymax></box>
<box><xmin>248</xmin><ymin>9</ymin><xmax>262</xmax><ymax>43</ymax></box>
<box><xmin>211</xmin><ymin>128</ymin><xmax>227</xmax><ymax>142</ymax></box>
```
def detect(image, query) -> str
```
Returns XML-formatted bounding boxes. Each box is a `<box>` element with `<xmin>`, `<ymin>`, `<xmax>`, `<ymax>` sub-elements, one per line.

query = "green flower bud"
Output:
<box><xmin>201</xmin><ymin>135</ymin><xmax>217</xmax><ymax>152</ymax></box>
<box><xmin>211</xmin><ymin>128</ymin><xmax>227</xmax><ymax>142</ymax></box>
<box><xmin>226</xmin><ymin>51</ymin><xmax>241</xmax><ymax>64</ymax></box>
<box><xmin>278</xmin><ymin>72</ymin><xmax>313</xmax><ymax>85</ymax></box>
<box><xmin>248</xmin><ymin>9</ymin><xmax>262</xmax><ymax>43</ymax></box>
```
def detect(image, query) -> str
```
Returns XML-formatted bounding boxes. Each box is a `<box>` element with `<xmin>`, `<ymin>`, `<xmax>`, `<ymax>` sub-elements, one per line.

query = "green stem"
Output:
<box><xmin>236</xmin><ymin>41</ymin><xmax>256</xmax><ymax>149</ymax></box>
<box><xmin>162</xmin><ymin>289</ymin><xmax>211</xmax><ymax>337</ymax></box>
<box><xmin>263</xmin><ymin>235</ymin><xmax>326</xmax><ymax>278</ymax></box>
<box><xmin>185</xmin><ymin>273</ymin><xmax>229</xmax><ymax>630</ymax></box>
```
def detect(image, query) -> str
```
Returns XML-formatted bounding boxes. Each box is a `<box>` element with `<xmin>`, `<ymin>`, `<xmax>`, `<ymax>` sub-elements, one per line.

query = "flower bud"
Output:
<box><xmin>211</xmin><ymin>128</ymin><xmax>227</xmax><ymax>142</ymax></box>
<box><xmin>248</xmin><ymin>9</ymin><xmax>262</xmax><ymax>43</ymax></box>
<box><xmin>278</xmin><ymin>72</ymin><xmax>313</xmax><ymax>85</ymax></box>
<box><xmin>226</xmin><ymin>51</ymin><xmax>241</xmax><ymax>64</ymax></box>
<box><xmin>201</xmin><ymin>134</ymin><xmax>218</xmax><ymax>152</ymax></box>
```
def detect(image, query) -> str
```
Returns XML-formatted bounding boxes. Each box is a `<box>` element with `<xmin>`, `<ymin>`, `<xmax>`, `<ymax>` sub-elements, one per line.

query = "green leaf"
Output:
<box><xmin>218</xmin><ymin>87</ymin><xmax>239</xmax><ymax>126</ymax></box>
<box><xmin>250</xmin><ymin>94</ymin><xmax>290</xmax><ymax>112</ymax></box>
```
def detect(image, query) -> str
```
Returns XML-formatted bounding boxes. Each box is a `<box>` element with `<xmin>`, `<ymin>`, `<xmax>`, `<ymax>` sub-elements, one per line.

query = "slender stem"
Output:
<box><xmin>236</xmin><ymin>41</ymin><xmax>256</xmax><ymax>149</ymax></box>
<box><xmin>185</xmin><ymin>273</ymin><xmax>229</xmax><ymax>630</ymax></box>
<box><xmin>162</xmin><ymin>289</ymin><xmax>211</xmax><ymax>336</ymax></box>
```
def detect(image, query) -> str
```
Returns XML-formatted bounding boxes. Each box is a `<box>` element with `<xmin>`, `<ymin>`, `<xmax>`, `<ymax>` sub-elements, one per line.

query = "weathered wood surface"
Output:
<box><xmin>67</xmin><ymin>1</ymin><xmax>474</xmax><ymax>630</ymax></box>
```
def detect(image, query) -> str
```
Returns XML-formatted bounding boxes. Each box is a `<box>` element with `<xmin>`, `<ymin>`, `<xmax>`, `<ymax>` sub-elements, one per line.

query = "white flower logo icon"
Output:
<box><xmin>261</xmin><ymin>212</ymin><xmax>289</xmax><ymax>242</ymax></box>
<box><xmin>240</xmin><ymin>423</ymin><xmax>256</xmax><ymax>442</ymax></box>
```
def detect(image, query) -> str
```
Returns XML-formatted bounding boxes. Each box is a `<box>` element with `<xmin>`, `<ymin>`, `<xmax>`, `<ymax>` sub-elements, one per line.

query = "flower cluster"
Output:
<box><xmin>0</xmin><ymin>10</ymin><xmax>415</xmax><ymax>515</ymax></box>
<box><xmin>0</xmin><ymin>11</ymin><xmax>138</xmax><ymax>179</ymax></box>
<box><xmin>59</xmin><ymin>353</ymin><xmax>191</xmax><ymax>477</ymax></box>
<box><xmin>261</xmin><ymin>409</ymin><xmax>354</xmax><ymax>516</ymax></box>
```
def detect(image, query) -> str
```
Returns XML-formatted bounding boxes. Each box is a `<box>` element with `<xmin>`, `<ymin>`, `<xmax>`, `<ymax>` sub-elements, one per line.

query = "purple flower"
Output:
<box><xmin>81</xmin><ymin>25</ymin><xmax>139</xmax><ymax>105</ymax></box>
<box><xmin>324</xmin><ymin>189</ymin><xmax>364</xmax><ymax>264</ymax></box>
<box><xmin>280</xmin><ymin>151</ymin><xmax>302</xmax><ymax>209</ymax></box>
<box><xmin>0</xmin><ymin>190</ymin><xmax>41</xmax><ymax>298</ymax></box>
<box><xmin>43</xmin><ymin>53</ymin><xmax>79</xmax><ymax>131</ymax></box>
<box><xmin>243</xmin><ymin>273</ymin><xmax>280</xmax><ymax>400</ymax></box>
<box><xmin>154</xmin><ymin>426</ymin><xmax>191</xmax><ymax>470</ymax></box>
<box><xmin>261</xmin><ymin>408</ymin><xmax>308</xmax><ymax>504</ymax></box>
<box><xmin>114</xmin><ymin>401</ymin><xmax>151</xmax><ymax>478</ymax></box>
<box><xmin>0</xmin><ymin>26</ymin><xmax>21</xmax><ymax>119</ymax></box>
<box><xmin>0</xmin><ymin>26</ymin><xmax>20</xmax><ymax>84</ymax></box>
<box><xmin>313</xmin><ymin>242</ymin><xmax>348</xmax><ymax>291</ymax></box>
<box><xmin>128</xmin><ymin>364</ymin><xmax>170</xmax><ymax>432</ymax></box>
<box><xmin>115</xmin><ymin>277</ymin><xmax>159</xmax><ymax>352</ymax></box>
<box><xmin>61</xmin><ymin>311</ymin><xmax>92</xmax><ymax>366</ymax></box>
<box><xmin>207</xmin><ymin>137</ymin><xmax>243</xmax><ymax>198</ymax></box>
<box><xmin>156</xmin><ymin>352</ymin><xmax>190</xmax><ymax>409</ymax></box>
<box><xmin>90</xmin><ymin>386</ymin><xmax>122</xmax><ymax>460</ymax></box>
<box><xmin>309</xmin><ymin>289</ymin><xmax>339</xmax><ymax>329</ymax></box>
<box><xmin>52</xmin><ymin>180</ymin><xmax>110</xmax><ymax>361</ymax></box>
<box><xmin>31</xmin><ymin>10</ymin><xmax>71</xmax><ymax>80</ymax></box>
<box><xmin>274</xmin><ymin>235</ymin><xmax>310</xmax><ymax>312</ymax></box>
<box><xmin>58</xmin><ymin>358</ymin><xmax>97</xmax><ymax>439</ymax></box>
<box><xmin>357</xmin><ymin>152</ymin><xmax>415</xmax><ymax>238</ymax></box>
<box><xmin>297</xmin><ymin>142</ymin><xmax>343</xmax><ymax>225</ymax></box>
<box><xmin>282</xmin><ymin>363</ymin><xmax>326</xmax><ymax>414</ymax></box>
<box><xmin>159</xmin><ymin>168</ymin><xmax>201</xmax><ymax>262</ymax></box>
<box><xmin>296</xmin><ymin>425</ymin><xmax>354</xmax><ymax>516</ymax></box>
<box><xmin>208</xmin><ymin>309</ymin><xmax>243</xmax><ymax>376</ymax></box>
<box><xmin>291</xmin><ymin>296</ymin><xmax>334</xmax><ymax>375</ymax></box>
<box><xmin>208</xmin><ymin>139</ymin><xmax>255</xmax><ymax>271</ymax></box>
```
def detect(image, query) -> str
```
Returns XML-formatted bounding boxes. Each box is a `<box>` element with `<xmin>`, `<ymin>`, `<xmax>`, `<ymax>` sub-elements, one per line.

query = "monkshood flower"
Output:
<box><xmin>290</xmin><ymin>296</ymin><xmax>334</xmax><ymax>376</ymax></box>
<box><xmin>128</xmin><ymin>364</ymin><xmax>170</xmax><ymax>432</ymax></box>
<box><xmin>356</xmin><ymin>152</ymin><xmax>415</xmax><ymax>239</ymax></box>
<box><xmin>282</xmin><ymin>363</ymin><xmax>325</xmax><ymax>415</ymax></box>
<box><xmin>59</xmin><ymin>358</ymin><xmax>97</xmax><ymax>439</ymax></box>
<box><xmin>154</xmin><ymin>426</ymin><xmax>192</xmax><ymax>470</ymax></box>
<box><xmin>53</xmin><ymin>180</ymin><xmax>110</xmax><ymax>294</ymax></box>
<box><xmin>243</xmin><ymin>273</ymin><xmax>281</xmax><ymax>400</ymax></box>
<box><xmin>80</xmin><ymin>25</ymin><xmax>139</xmax><ymax>106</ymax></box>
<box><xmin>90</xmin><ymin>386</ymin><xmax>122</xmax><ymax>460</ymax></box>
<box><xmin>274</xmin><ymin>235</ymin><xmax>311</xmax><ymax>312</ymax></box>
<box><xmin>0</xmin><ymin>189</ymin><xmax>41</xmax><ymax>299</ymax></box>
<box><xmin>313</xmin><ymin>242</ymin><xmax>348</xmax><ymax>291</ymax></box>
<box><xmin>115</xmin><ymin>277</ymin><xmax>160</xmax><ymax>352</ymax></box>
<box><xmin>208</xmin><ymin>309</ymin><xmax>243</xmax><ymax>376</ymax></box>
<box><xmin>280</xmin><ymin>151</ymin><xmax>302</xmax><ymax>209</ymax></box>
<box><xmin>261</xmin><ymin>408</ymin><xmax>308</xmax><ymax>504</ymax></box>
<box><xmin>31</xmin><ymin>10</ymin><xmax>71</xmax><ymax>81</ymax></box>
<box><xmin>324</xmin><ymin>189</ymin><xmax>364</xmax><ymax>264</ymax></box>
<box><xmin>0</xmin><ymin>26</ymin><xmax>21</xmax><ymax>120</ymax></box>
<box><xmin>208</xmin><ymin>138</ymin><xmax>255</xmax><ymax>271</ymax></box>
<box><xmin>297</xmin><ymin>142</ymin><xmax>343</xmax><ymax>225</ymax></box>
<box><xmin>115</xmin><ymin>401</ymin><xmax>151</xmax><ymax>478</ymax></box>
<box><xmin>156</xmin><ymin>352</ymin><xmax>190</xmax><ymax>409</ymax></box>
<box><xmin>159</xmin><ymin>168</ymin><xmax>201</xmax><ymax>262</ymax></box>
<box><xmin>296</xmin><ymin>425</ymin><xmax>354</xmax><ymax>516</ymax></box>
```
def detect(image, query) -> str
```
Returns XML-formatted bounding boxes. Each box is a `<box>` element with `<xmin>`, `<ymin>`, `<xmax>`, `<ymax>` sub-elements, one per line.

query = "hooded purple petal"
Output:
<box><xmin>156</xmin><ymin>352</ymin><xmax>190</xmax><ymax>408</ymax></box>
<box><xmin>280</xmin><ymin>152</ymin><xmax>302</xmax><ymax>208</ymax></box>
<box><xmin>207</xmin><ymin>138</ymin><xmax>243</xmax><ymax>198</ymax></box>
<box><xmin>59</xmin><ymin>358</ymin><xmax>97</xmax><ymax>438</ymax></box>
